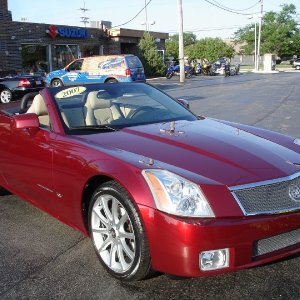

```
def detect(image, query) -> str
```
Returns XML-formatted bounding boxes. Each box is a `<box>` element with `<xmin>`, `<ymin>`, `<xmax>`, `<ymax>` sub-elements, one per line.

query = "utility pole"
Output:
<box><xmin>79</xmin><ymin>0</ymin><xmax>89</xmax><ymax>27</ymax></box>
<box><xmin>254</xmin><ymin>21</ymin><xmax>257</xmax><ymax>70</ymax></box>
<box><xmin>145</xmin><ymin>0</ymin><xmax>148</xmax><ymax>31</ymax></box>
<box><xmin>177</xmin><ymin>0</ymin><xmax>185</xmax><ymax>83</ymax></box>
<box><xmin>257</xmin><ymin>0</ymin><xmax>263</xmax><ymax>71</ymax></box>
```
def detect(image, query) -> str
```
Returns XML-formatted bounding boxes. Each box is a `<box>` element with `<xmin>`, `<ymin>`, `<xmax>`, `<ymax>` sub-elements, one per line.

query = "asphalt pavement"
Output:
<box><xmin>0</xmin><ymin>71</ymin><xmax>300</xmax><ymax>300</ymax></box>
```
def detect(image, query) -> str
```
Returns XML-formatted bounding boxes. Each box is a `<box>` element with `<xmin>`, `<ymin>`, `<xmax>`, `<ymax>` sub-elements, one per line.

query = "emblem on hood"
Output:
<box><xmin>160</xmin><ymin>121</ymin><xmax>185</xmax><ymax>136</ymax></box>
<box><xmin>288</xmin><ymin>184</ymin><xmax>300</xmax><ymax>202</ymax></box>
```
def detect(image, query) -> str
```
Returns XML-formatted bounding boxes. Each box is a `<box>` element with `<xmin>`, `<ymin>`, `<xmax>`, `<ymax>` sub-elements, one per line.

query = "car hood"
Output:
<box><xmin>78</xmin><ymin>119</ymin><xmax>300</xmax><ymax>187</ymax></box>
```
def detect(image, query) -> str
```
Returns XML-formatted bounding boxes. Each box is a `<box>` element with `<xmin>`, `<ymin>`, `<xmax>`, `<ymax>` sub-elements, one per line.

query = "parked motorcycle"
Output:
<box><xmin>223</xmin><ymin>62</ymin><xmax>231</xmax><ymax>77</ymax></box>
<box><xmin>166</xmin><ymin>64</ymin><xmax>193</xmax><ymax>79</ymax></box>
<box><xmin>202</xmin><ymin>62</ymin><xmax>216</xmax><ymax>76</ymax></box>
<box><xmin>191</xmin><ymin>63</ymin><xmax>201</xmax><ymax>76</ymax></box>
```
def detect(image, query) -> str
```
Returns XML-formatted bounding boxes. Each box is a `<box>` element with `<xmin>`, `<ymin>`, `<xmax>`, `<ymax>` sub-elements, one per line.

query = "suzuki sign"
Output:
<box><xmin>46</xmin><ymin>25</ymin><xmax>88</xmax><ymax>39</ymax></box>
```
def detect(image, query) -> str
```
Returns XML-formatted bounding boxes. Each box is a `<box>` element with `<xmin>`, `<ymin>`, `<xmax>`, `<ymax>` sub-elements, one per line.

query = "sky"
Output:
<box><xmin>7</xmin><ymin>0</ymin><xmax>299</xmax><ymax>39</ymax></box>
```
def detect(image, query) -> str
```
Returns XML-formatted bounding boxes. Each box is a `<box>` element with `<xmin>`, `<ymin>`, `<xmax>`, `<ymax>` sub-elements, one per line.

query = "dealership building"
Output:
<box><xmin>0</xmin><ymin>0</ymin><xmax>168</xmax><ymax>75</ymax></box>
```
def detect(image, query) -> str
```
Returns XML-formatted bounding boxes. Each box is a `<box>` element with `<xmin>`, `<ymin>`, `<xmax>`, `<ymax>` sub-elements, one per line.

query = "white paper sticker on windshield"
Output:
<box><xmin>55</xmin><ymin>86</ymin><xmax>86</xmax><ymax>99</ymax></box>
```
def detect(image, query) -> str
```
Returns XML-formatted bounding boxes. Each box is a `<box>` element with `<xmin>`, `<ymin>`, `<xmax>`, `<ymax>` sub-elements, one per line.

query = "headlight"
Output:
<box><xmin>142</xmin><ymin>169</ymin><xmax>214</xmax><ymax>217</ymax></box>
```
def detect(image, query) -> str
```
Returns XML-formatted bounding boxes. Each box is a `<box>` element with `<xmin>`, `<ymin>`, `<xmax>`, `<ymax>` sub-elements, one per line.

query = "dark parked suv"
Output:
<box><xmin>292</xmin><ymin>58</ymin><xmax>300</xmax><ymax>70</ymax></box>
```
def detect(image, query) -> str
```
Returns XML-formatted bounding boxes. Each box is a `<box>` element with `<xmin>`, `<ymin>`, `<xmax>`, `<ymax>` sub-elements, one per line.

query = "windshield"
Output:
<box><xmin>51</xmin><ymin>83</ymin><xmax>197</xmax><ymax>134</ymax></box>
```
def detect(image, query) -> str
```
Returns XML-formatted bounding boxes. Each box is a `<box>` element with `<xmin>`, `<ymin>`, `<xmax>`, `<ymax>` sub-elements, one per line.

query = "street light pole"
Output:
<box><xmin>144</xmin><ymin>0</ymin><xmax>148</xmax><ymax>31</ymax></box>
<box><xmin>177</xmin><ymin>0</ymin><xmax>185</xmax><ymax>83</ymax></box>
<box><xmin>257</xmin><ymin>0</ymin><xmax>263</xmax><ymax>71</ymax></box>
<box><xmin>254</xmin><ymin>21</ymin><xmax>257</xmax><ymax>70</ymax></box>
<box><xmin>248</xmin><ymin>15</ymin><xmax>258</xmax><ymax>71</ymax></box>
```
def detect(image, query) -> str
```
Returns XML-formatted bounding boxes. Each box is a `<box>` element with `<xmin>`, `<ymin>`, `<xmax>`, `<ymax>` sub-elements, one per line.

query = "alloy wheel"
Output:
<box><xmin>90</xmin><ymin>194</ymin><xmax>136</xmax><ymax>273</ymax></box>
<box><xmin>0</xmin><ymin>89</ymin><xmax>12</xmax><ymax>103</ymax></box>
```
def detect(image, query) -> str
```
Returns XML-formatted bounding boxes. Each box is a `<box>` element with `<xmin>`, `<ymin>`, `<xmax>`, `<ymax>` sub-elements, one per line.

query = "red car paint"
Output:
<box><xmin>0</xmin><ymin>84</ymin><xmax>299</xmax><ymax>278</ymax></box>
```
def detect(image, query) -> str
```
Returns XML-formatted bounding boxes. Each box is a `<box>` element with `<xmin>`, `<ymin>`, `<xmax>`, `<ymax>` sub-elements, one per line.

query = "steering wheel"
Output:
<box><xmin>20</xmin><ymin>92</ymin><xmax>39</xmax><ymax>113</ymax></box>
<box><xmin>128</xmin><ymin>106</ymin><xmax>155</xmax><ymax>119</ymax></box>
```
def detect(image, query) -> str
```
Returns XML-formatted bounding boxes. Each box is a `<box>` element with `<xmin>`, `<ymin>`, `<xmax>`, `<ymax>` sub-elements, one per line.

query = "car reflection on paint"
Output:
<box><xmin>0</xmin><ymin>82</ymin><xmax>299</xmax><ymax>281</ymax></box>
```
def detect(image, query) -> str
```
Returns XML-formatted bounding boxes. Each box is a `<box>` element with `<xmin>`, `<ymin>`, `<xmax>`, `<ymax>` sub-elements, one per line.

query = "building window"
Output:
<box><xmin>21</xmin><ymin>44</ymin><xmax>48</xmax><ymax>73</ymax></box>
<box><xmin>53</xmin><ymin>45</ymin><xmax>79</xmax><ymax>69</ymax></box>
<box><xmin>0</xmin><ymin>41</ymin><xmax>7</xmax><ymax>51</ymax></box>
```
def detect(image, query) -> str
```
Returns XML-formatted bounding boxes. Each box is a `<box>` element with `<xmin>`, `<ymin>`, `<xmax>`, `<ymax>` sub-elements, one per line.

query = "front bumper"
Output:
<box><xmin>139</xmin><ymin>205</ymin><xmax>300</xmax><ymax>277</ymax></box>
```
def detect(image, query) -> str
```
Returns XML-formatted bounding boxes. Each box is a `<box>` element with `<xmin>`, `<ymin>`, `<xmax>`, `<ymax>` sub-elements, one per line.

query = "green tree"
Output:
<box><xmin>138</xmin><ymin>32</ymin><xmax>166</xmax><ymax>77</ymax></box>
<box><xmin>165</xmin><ymin>40</ymin><xmax>179</xmax><ymax>61</ymax></box>
<box><xmin>234</xmin><ymin>4</ymin><xmax>300</xmax><ymax>57</ymax></box>
<box><xmin>185</xmin><ymin>38</ymin><xmax>235</xmax><ymax>61</ymax></box>
<box><xmin>165</xmin><ymin>32</ymin><xmax>197</xmax><ymax>62</ymax></box>
<box><xmin>168</xmin><ymin>32</ymin><xmax>197</xmax><ymax>46</ymax></box>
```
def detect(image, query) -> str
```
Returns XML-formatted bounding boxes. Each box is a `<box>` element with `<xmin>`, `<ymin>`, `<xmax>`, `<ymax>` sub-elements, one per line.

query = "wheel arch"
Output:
<box><xmin>104</xmin><ymin>77</ymin><xmax>119</xmax><ymax>83</ymax></box>
<box><xmin>81</xmin><ymin>175</ymin><xmax>113</xmax><ymax>233</ymax></box>
<box><xmin>80</xmin><ymin>169</ymin><xmax>153</xmax><ymax>236</ymax></box>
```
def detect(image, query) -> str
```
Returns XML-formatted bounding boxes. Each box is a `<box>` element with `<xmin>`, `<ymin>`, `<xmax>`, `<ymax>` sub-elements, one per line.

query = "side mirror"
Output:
<box><xmin>13</xmin><ymin>113</ymin><xmax>39</xmax><ymax>130</ymax></box>
<box><xmin>177</xmin><ymin>98</ymin><xmax>190</xmax><ymax>109</ymax></box>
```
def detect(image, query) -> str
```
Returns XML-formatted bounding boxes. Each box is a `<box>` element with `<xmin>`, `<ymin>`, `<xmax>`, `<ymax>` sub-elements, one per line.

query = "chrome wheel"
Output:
<box><xmin>91</xmin><ymin>194</ymin><xmax>136</xmax><ymax>273</ymax></box>
<box><xmin>0</xmin><ymin>89</ymin><xmax>12</xmax><ymax>103</ymax></box>
<box><xmin>88</xmin><ymin>181</ymin><xmax>152</xmax><ymax>281</ymax></box>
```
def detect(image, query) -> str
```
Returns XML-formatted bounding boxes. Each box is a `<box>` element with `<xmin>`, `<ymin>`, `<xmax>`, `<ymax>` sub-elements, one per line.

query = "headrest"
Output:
<box><xmin>27</xmin><ymin>94</ymin><xmax>48</xmax><ymax>116</ymax></box>
<box><xmin>86</xmin><ymin>91</ymin><xmax>112</xmax><ymax>109</ymax></box>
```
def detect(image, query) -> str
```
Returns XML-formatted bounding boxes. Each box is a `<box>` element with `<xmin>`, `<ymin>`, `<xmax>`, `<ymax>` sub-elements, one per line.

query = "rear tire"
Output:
<box><xmin>88</xmin><ymin>181</ymin><xmax>152</xmax><ymax>281</ymax></box>
<box><xmin>50</xmin><ymin>78</ymin><xmax>63</xmax><ymax>87</ymax></box>
<box><xmin>166</xmin><ymin>73</ymin><xmax>173</xmax><ymax>79</ymax></box>
<box><xmin>106</xmin><ymin>78</ymin><xmax>118</xmax><ymax>83</ymax></box>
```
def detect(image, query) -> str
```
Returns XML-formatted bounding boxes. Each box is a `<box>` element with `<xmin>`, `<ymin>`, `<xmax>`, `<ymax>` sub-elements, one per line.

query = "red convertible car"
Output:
<box><xmin>0</xmin><ymin>83</ymin><xmax>299</xmax><ymax>281</ymax></box>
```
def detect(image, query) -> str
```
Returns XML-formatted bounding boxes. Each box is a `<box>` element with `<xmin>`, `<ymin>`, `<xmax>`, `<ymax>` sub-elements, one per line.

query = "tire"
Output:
<box><xmin>0</xmin><ymin>89</ymin><xmax>12</xmax><ymax>103</ymax></box>
<box><xmin>296</xmin><ymin>65</ymin><xmax>300</xmax><ymax>70</ymax></box>
<box><xmin>166</xmin><ymin>72</ymin><xmax>173</xmax><ymax>79</ymax></box>
<box><xmin>88</xmin><ymin>181</ymin><xmax>152</xmax><ymax>281</ymax></box>
<box><xmin>0</xmin><ymin>187</ymin><xmax>11</xmax><ymax>196</ymax></box>
<box><xmin>105</xmin><ymin>78</ymin><xmax>118</xmax><ymax>83</ymax></box>
<box><xmin>50</xmin><ymin>78</ymin><xmax>63</xmax><ymax>87</ymax></box>
<box><xmin>186</xmin><ymin>71</ymin><xmax>192</xmax><ymax>79</ymax></box>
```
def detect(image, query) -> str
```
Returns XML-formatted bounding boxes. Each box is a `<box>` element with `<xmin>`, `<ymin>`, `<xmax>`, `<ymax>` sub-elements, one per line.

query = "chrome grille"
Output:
<box><xmin>230</xmin><ymin>172</ymin><xmax>300</xmax><ymax>215</ymax></box>
<box><xmin>253</xmin><ymin>228</ymin><xmax>300</xmax><ymax>257</ymax></box>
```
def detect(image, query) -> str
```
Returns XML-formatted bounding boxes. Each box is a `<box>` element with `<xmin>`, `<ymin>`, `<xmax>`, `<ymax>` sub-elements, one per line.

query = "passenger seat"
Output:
<box><xmin>85</xmin><ymin>91</ymin><xmax>122</xmax><ymax>125</ymax></box>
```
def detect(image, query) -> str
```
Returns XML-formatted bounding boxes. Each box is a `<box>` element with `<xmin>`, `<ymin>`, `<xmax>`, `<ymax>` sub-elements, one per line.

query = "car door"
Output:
<box><xmin>5</xmin><ymin>129</ymin><xmax>56</xmax><ymax>202</ymax></box>
<box><xmin>63</xmin><ymin>59</ymin><xmax>86</xmax><ymax>84</ymax></box>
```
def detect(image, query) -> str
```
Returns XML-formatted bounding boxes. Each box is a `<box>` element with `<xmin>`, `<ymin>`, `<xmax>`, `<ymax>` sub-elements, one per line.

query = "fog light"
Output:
<box><xmin>200</xmin><ymin>248</ymin><xmax>229</xmax><ymax>271</ymax></box>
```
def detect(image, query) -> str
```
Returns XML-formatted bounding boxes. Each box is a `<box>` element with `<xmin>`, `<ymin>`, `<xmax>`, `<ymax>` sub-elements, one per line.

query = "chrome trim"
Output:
<box><xmin>294</xmin><ymin>138</ymin><xmax>300</xmax><ymax>145</ymax></box>
<box><xmin>229</xmin><ymin>171</ymin><xmax>300</xmax><ymax>216</ymax></box>
<box><xmin>229</xmin><ymin>171</ymin><xmax>300</xmax><ymax>192</ymax></box>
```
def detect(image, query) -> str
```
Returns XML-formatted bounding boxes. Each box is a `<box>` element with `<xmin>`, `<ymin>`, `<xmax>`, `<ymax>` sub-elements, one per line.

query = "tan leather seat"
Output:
<box><xmin>26</xmin><ymin>94</ymin><xmax>49</xmax><ymax>127</ymax></box>
<box><xmin>85</xmin><ymin>91</ymin><xmax>122</xmax><ymax>125</ymax></box>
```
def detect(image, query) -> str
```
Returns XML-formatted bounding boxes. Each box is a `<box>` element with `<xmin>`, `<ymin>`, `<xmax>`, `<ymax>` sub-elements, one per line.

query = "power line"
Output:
<box><xmin>203</xmin><ymin>0</ymin><xmax>260</xmax><ymax>16</ymax></box>
<box><xmin>167</xmin><ymin>25</ymin><xmax>243</xmax><ymax>33</ymax></box>
<box><xmin>111</xmin><ymin>0</ymin><xmax>153</xmax><ymax>29</ymax></box>
<box><xmin>209</xmin><ymin>0</ymin><xmax>260</xmax><ymax>12</ymax></box>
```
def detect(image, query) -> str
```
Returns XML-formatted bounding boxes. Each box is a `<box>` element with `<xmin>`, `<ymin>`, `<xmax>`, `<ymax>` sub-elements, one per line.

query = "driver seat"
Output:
<box><xmin>26</xmin><ymin>94</ymin><xmax>49</xmax><ymax>127</ymax></box>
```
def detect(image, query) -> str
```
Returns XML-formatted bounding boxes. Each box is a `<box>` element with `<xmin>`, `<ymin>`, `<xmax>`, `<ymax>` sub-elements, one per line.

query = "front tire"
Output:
<box><xmin>88</xmin><ymin>181</ymin><xmax>152</xmax><ymax>281</ymax></box>
<box><xmin>0</xmin><ymin>89</ymin><xmax>12</xmax><ymax>103</ymax></box>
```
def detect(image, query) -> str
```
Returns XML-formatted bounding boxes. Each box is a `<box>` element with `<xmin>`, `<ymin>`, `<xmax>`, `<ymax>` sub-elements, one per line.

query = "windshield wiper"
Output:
<box><xmin>70</xmin><ymin>125</ymin><xmax>118</xmax><ymax>132</ymax></box>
